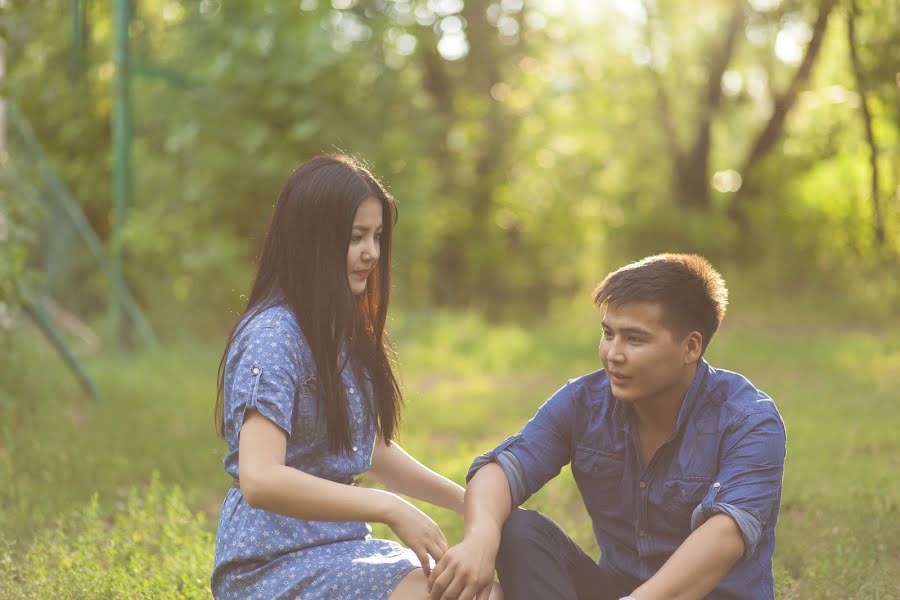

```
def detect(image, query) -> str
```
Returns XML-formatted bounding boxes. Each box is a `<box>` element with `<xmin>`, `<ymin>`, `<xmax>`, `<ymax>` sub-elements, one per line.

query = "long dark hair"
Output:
<box><xmin>215</xmin><ymin>153</ymin><xmax>402</xmax><ymax>453</ymax></box>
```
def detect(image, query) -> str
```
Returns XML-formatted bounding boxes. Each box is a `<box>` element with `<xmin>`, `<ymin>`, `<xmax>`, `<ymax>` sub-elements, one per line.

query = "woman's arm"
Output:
<box><xmin>238</xmin><ymin>410</ymin><xmax>448</xmax><ymax>572</ymax></box>
<box><xmin>366</xmin><ymin>435</ymin><xmax>466</xmax><ymax>514</ymax></box>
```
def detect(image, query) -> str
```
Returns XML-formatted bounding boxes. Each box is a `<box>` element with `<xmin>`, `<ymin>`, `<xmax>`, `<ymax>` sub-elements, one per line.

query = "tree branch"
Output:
<box><xmin>847</xmin><ymin>0</ymin><xmax>885</xmax><ymax>245</ymax></box>
<box><xmin>742</xmin><ymin>0</ymin><xmax>838</xmax><ymax>176</ymax></box>
<box><xmin>731</xmin><ymin>0</ymin><xmax>839</xmax><ymax>226</ymax></box>
<box><xmin>641</xmin><ymin>0</ymin><xmax>682</xmax><ymax>163</ymax></box>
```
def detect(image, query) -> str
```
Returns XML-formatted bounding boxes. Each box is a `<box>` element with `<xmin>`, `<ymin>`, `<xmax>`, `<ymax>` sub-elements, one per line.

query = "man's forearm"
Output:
<box><xmin>629</xmin><ymin>513</ymin><xmax>745</xmax><ymax>600</ymax></box>
<box><xmin>464</xmin><ymin>462</ymin><xmax>514</xmax><ymax>543</ymax></box>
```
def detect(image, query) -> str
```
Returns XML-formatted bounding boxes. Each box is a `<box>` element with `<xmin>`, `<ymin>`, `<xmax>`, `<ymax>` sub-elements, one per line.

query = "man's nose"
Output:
<box><xmin>607</xmin><ymin>339</ymin><xmax>625</xmax><ymax>362</ymax></box>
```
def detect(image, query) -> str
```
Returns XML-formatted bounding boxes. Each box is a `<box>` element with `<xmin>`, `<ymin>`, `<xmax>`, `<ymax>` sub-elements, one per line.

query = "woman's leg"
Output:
<box><xmin>389</xmin><ymin>568</ymin><xmax>504</xmax><ymax>600</ymax></box>
<box><xmin>390</xmin><ymin>568</ymin><xmax>429</xmax><ymax>600</ymax></box>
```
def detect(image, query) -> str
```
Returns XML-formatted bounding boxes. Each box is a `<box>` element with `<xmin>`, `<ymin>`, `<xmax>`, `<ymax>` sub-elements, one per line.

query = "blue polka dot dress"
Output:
<box><xmin>211</xmin><ymin>304</ymin><xmax>420</xmax><ymax>599</ymax></box>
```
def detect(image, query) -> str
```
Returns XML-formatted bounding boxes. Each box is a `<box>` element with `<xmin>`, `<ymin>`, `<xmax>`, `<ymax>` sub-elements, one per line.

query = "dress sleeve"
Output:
<box><xmin>223</xmin><ymin>325</ymin><xmax>303</xmax><ymax>441</ymax></box>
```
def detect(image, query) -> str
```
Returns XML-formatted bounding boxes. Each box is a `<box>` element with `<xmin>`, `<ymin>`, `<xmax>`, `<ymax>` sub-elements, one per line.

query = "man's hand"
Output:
<box><xmin>428</xmin><ymin>530</ymin><xmax>500</xmax><ymax>600</ymax></box>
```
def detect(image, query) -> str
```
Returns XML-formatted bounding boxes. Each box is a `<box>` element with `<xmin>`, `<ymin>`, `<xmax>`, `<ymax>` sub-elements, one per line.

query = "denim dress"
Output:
<box><xmin>211</xmin><ymin>304</ymin><xmax>419</xmax><ymax>599</ymax></box>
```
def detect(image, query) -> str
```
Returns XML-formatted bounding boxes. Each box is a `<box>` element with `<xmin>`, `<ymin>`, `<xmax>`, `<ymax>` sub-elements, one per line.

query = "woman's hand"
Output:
<box><xmin>384</xmin><ymin>495</ymin><xmax>449</xmax><ymax>577</ymax></box>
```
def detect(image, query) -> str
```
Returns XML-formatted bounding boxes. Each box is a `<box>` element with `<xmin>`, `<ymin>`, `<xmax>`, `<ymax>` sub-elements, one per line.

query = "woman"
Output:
<box><xmin>211</xmin><ymin>154</ymin><xmax>500</xmax><ymax>599</ymax></box>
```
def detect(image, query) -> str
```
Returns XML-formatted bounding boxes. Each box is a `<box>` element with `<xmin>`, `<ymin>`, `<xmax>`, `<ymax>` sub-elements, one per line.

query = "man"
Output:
<box><xmin>428</xmin><ymin>254</ymin><xmax>786</xmax><ymax>600</ymax></box>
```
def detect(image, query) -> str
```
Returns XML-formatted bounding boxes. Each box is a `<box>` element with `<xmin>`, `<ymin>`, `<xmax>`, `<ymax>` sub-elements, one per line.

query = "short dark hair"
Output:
<box><xmin>593</xmin><ymin>253</ymin><xmax>728</xmax><ymax>353</ymax></box>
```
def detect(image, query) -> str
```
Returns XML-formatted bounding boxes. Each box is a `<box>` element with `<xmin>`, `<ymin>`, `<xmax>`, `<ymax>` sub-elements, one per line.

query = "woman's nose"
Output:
<box><xmin>363</xmin><ymin>239</ymin><xmax>379</xmax><ymax>261</ymax></box>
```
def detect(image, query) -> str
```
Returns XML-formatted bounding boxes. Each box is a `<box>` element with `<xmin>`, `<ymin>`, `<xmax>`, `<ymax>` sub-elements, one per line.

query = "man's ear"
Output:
<box><xmin>684</xmin><ymin>331</ymin><xmax>703</xmax><ymax>364</ymax></box>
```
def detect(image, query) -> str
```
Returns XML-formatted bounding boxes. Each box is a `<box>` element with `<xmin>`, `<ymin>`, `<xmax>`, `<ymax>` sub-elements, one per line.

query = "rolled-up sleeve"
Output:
<box><xmin>691</xmin><ymin>409</ymin><xmax>786</xmax><ymax>559</ymax></box>
<box><xmin>225</xmin><ymin>325</ymin><xmax>302</xmax><ymax>440</ymax></box>
<box><xmin>467</xmin><ymin>382</ymin><xmax>576</xmax><ymax>507</ymax></box>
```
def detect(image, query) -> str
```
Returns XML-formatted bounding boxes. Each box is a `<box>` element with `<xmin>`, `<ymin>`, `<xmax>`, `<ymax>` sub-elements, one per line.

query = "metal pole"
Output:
<box><xmin>17</xmin><ymin>282</ymin><xmax>104</xmax><ymax>401</ymax></box>
<box><xmin>0</xmin><ymin>40</ymin><xmax>6</xmax><ymax>161</ymax></box>
<box><xmin>111</xmin><ymin>0</ymin><xmax>134</xmax><ymax>348</ymax></box>
<box><xmin>5</xmin><ymin>101</ymin><xmax>157</xmax><ymax>348</ymax></box>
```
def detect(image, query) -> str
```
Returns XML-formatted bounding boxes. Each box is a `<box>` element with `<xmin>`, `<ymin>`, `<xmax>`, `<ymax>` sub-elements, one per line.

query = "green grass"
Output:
<box><xmin>1</xmin><ymin>305</ymin><xmax>898</xmax><ymax>598</ymax></box>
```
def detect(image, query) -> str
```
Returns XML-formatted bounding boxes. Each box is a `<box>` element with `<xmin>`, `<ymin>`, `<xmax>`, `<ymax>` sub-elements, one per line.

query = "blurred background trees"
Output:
<box><xmin>1</xmin><ymin>0</ymin><xmax>898</xmax><ymax>340</ymax></box>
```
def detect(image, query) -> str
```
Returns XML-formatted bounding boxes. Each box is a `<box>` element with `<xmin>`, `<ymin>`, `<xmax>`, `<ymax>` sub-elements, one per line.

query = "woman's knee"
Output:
<box><xmin>389</xmin><ymin>568</ymin><xmax>428</xmax><ymax>600</ymax></box>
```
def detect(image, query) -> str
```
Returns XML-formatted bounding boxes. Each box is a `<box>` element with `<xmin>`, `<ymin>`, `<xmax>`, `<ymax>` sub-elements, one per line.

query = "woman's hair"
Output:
<box><xmin>216</xmin><ymin>153</ymin><xmax>402</xmax><ymax>453</ymax></box>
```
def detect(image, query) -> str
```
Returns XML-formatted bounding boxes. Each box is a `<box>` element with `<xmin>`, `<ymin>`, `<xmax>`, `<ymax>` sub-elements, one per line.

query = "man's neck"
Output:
<box><xmin>632</xmin><ymin>363</ymin><xmax>699</xmax><ymax>436</ymax></box>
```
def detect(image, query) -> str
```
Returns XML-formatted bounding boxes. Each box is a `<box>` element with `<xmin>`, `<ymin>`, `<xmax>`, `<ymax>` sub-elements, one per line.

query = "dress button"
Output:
<box><xmin>639</xmin><ymin>481</ymin><xmax>646</xmax><ymax>489</ymax></box>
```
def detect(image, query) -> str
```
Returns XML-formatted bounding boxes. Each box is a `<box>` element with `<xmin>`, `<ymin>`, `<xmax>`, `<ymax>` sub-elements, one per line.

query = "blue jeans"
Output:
<box><xmin>495</xmin><ymin>510</ymin><xmax>641</xmax><ymax>600</ymax></box>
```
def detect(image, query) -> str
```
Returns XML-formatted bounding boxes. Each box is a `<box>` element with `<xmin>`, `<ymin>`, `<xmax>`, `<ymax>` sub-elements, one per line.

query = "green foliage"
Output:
<box><xmin>4</xmin><ymin>0</ymin><xmax>895</xmax><ymax>327</ymax></box>
<box><xmin>0</xmin><ymin>473</ymin><xmax>213</xmax><ymax>599</ymax></box>
<box><xmin>0</xmin><ymin>158</ymin><xmax>41</xmax><ymax>347</ymax></box>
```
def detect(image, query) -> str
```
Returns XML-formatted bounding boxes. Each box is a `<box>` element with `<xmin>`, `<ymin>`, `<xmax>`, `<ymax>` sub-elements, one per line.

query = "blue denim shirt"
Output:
<box><xmin>467</xmin><ymin>360</ymin><xmax>786</xmax><ymax>600</ymax></box>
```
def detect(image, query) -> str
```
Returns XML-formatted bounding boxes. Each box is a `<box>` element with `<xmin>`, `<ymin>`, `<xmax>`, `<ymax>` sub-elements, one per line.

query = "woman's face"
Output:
<box><xmin>347</xmin><ymin>197</ymin><xmax>383</xmax><ymax>296</ymax></box>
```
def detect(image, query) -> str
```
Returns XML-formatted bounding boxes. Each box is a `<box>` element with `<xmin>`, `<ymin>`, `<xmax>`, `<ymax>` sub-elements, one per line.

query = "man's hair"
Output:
<box><xmin>592</xmin><ymin>253</ymin><xmax>728</xmax><ymax>353</ymax></box>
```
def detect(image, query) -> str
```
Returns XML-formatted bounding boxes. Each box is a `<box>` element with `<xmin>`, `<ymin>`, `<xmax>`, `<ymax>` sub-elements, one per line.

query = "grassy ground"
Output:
<box><xmin>1</xmin><ymin>303</ymin><xmax>897</xmax><ymax>598</ymax></box>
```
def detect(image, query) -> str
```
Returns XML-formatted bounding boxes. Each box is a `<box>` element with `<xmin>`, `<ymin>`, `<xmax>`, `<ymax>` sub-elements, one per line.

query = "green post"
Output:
<box><xmin>111</xmin><ymin>0</ymin><xmax>134</xmax><ymax>348</ymax></box>
<box><xmin>5</xmin><ymin>101</ymin><xmax>157</xmax><ymax>348</ymax></box>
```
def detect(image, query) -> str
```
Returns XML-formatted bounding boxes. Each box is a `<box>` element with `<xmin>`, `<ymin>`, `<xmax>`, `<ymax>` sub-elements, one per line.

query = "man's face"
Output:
<box><xmin>599</xmin><ymin>301</ymin><xmax>697</xmax><ymax>406</ymax></box>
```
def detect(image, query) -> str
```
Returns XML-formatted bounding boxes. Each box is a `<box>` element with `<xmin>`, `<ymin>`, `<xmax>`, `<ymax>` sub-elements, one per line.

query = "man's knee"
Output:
<box><xmin>499</xmin><ymin>510</ymin><xmax>554</xmax><ymax>556</ymax></box>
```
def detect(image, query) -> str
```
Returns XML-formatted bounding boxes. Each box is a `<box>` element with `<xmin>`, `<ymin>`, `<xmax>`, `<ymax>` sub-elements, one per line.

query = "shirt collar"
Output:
<box><xmin>611</xmin><ymin>359</ymin><xmax>711</xmax><ymax>434</ymax></box>
<box><xmin>673</xmin><ymin>358</ymin><xmax>711</xmax><ymax>434</ymax></box>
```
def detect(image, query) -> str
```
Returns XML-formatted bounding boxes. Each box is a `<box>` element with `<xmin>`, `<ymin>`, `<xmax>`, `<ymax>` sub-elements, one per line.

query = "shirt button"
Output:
<box><xmin>252</xmin><ymin>367</ymin><xmax>260</xmax><ymax>375</ymax></box>
<box><xmin>639</xmin><ymin>481</ymin><xmax>646</xmax><ymax>489</ymax></box>
<box><xmin>352</xmin><ymin>446</ymin><xmax>358</xmax><ymax>452</ymax></box>
<box><xmin>639</xmin><ymin>530</ymin><xmax>646</xmax><ymax>537</ymax></box>
<box><xmin>713</xmin><ymin>482</ymin><xmax>721</xmax><ymax>488</ymax></box>
<box><xmin>349</xmin><ymin>388</ymin><xmax>355</xmax><ymax>394</ymax></box>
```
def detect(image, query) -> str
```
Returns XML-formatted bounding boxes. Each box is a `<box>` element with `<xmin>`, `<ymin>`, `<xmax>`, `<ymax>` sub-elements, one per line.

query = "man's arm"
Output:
<box><xmin>625</xmin><ymin>513</ymin><xmax>744</xmax><ymax>600</ymax></box>
<box><xmin>427</xmin><ymin>462</ymin><xmax>511</xmax><ymax>600</ymax></box>
<box><xmin>628</xmin><ymin>408</ymin><xmax>786</xmax><ymax>600</ymax></box>
<box><xmin>427</xmin><ymin>381</ymin><xmax>579</xmax><ymax>599</ymax></box>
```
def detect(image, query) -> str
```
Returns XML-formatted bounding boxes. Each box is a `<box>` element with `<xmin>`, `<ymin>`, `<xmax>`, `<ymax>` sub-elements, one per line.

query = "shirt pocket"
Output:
<box><xmin>660</xmin><ymin>478</ymin><xmax>712</xmax><ymax>533</ymax></box>
<box><xmin>572</xmin><ymin>446</ymin><xmax>626</xmax><ymax>512</ymax></box>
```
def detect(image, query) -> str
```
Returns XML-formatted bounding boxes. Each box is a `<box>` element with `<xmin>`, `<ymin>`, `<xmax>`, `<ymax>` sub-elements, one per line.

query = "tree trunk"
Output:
<box><xmin>729</xmin><ymin>0</ymin><xmax>839</xmax><ymax>229</ymax></box>
<box><xmin>847</xmin><ymin>0</ymin><xmax>885</xmax><ymax>246</ymax></box>
<box><xmin>645</xmin><ymin>2</ymin><xmax>744</xmax><ymax>211</ymax></box>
